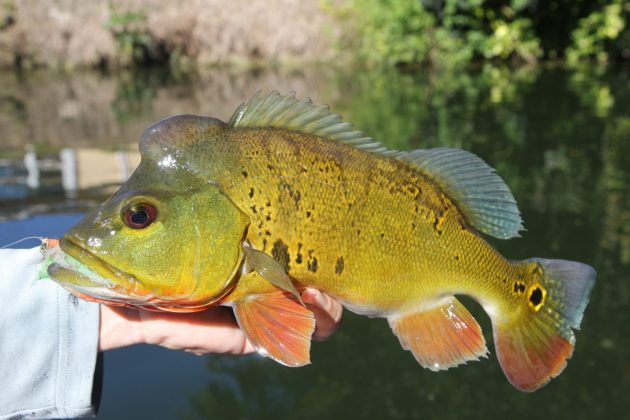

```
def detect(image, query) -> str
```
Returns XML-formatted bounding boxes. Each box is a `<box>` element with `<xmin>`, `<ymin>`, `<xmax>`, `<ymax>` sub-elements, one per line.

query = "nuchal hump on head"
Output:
<box><xmin>138</xmin><ymin>114</ymin><xmax>229</xmax><ymax>180</ymax></box>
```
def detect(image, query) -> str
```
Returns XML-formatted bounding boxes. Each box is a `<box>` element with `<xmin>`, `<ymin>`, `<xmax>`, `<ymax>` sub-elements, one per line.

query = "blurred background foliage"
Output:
<box><xmin>340</xmin><ymin>0</ymin><xmax>628</xmax><ymax>69</ymax></box>
<box><xmin>0</xmin><ymin>0</ymin><xmax>626</xmax><ymax>69</ymax></box>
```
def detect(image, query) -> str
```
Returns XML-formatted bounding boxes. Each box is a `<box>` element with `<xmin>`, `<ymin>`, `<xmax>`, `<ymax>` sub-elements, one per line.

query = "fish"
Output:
<box><xmin>46</xmin><ymin>91</ymin><xmax>595</xmax><ymax>392</ymax></box>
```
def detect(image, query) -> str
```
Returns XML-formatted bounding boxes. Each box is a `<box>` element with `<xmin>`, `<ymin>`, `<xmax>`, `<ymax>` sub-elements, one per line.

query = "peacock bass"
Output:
<box><xmin>47</xmin><ymin>92</ymin><xmax>595</xmax><ymax>392</ymax></box>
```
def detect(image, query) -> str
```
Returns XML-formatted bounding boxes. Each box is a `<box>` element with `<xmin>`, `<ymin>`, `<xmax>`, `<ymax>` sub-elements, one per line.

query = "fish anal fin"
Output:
<box><xmin>233</xmin><ymin>289</ymin><xmax>315</xmax><ymax>367</ymax></box>
<box><xmin>388</xmin><ymin>297</ymin><xmax>488</xmax><ymax>371</ymax></box>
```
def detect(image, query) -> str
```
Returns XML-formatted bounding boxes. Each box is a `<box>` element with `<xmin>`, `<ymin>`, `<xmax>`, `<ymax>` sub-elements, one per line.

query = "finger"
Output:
<box><xmin>301</xmin><ymin>288</ymin><xmax>343</xmax><ymax>341</ymax></box>
<box><xmin>138</xmin><ymin>306</ymin><xmax>256</xmax><ymax>355</ymax></box>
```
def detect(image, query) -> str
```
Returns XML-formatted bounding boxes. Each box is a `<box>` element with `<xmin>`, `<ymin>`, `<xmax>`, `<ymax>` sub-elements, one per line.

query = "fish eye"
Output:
<box><xmin>123</xmin><ymin>203</ymin><xmax>157</xmax><ymax>229</ymax></box>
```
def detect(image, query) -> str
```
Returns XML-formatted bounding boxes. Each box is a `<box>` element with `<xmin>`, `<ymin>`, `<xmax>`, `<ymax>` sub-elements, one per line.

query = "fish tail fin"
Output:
<box><xmin>493</xmin><ymin>258</ymin><xmax>595</xmax><ymax>392</ymax></box>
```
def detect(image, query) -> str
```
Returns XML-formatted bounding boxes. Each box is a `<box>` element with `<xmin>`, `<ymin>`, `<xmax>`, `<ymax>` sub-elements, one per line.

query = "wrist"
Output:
<box><xmin>98</xmin><ymin>305</ymin><xmax>145</xmax><ymax>351</ymax></box>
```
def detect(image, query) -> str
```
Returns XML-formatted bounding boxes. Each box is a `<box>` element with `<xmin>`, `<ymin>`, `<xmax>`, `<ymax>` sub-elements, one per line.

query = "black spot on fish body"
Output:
<box><xmin>306</xmin><ymin>211</ymin><xmax>311</xmax><ymax>219</ymax></box>
<box><xmin>242</xmin><ymin>171</ymin><xmax>248</xmax><ymax>178</ymax></box>
<box><xmin>250</xmin><ymin>205</ymin><xmax>258</xmax><ymax>214</ymax></box>
<box><xmin>513</xmin><ymin>282</ymin><xmax>526</xmax><ymax>294</ymax></box>
<box><xmin>335</xmin><ymin>257</ymin><xmax>344</xmax><ymax>275</ymax></box>
<box><xmin>295</xmin><ymin>243</ymin><xmax>303</xmax><ymax>264</ymax></box>
<box><xmin>437</xmin><ymin>194</ymin><xmax>449</xmax><ymax>209</ymax></box>
<box><xmin>248</xmin><ymin>188</ymin><xmax>254</xmax><ymax>198</ymax></box>
<box><xmin>280</xmin><ymin>182</ymin><xmax>302</xmax><ymax>209</ymax></box>
<box><xmin>432</xmin><ymin>209</ymin><xmax>446</xmax><ymax>236</ymax></box>
<box><xmin>308</xmin><ymin>256</ymin><xmax>318</xmax><ymax>273</ymax></box>
<box><xmin>271</xmin><ymin>239</ymin><xmax>291</xmax><ymax>272</ymax></box>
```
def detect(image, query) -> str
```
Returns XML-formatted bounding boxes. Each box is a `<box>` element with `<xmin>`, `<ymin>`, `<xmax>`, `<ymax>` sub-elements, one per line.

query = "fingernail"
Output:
<box><xmin>313</xmin><ymin>290</ymin><xmax>327</xmax><ymax>308</ymax></box>
<box><xmin>302</xmin><ymin>288</ymin><xmax>317</xmax><ymax>301</ymax></box>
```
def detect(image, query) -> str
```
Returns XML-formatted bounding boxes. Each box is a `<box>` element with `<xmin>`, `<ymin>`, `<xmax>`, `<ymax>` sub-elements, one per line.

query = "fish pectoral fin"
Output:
<box><xmin>243</xmin><ymin>243</ymin><xmax>304</xmax><ymax>305</ymax></box>
<box><xmin>233</xmin><ymin>289</ymin><xmax>315</xmax><ymax>367</ymax></box>
<box><xmin>388</xmin><ymin>296</ymin><xmax>488</xmax><ymax>371</ymax></box>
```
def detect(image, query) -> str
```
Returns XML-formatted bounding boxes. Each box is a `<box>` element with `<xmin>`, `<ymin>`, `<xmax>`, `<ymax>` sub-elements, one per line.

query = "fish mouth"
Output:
<box><xmin>48</xmin><ymin>238</ymin><xmax>223</xmax><ymax>312</ymax></box>
<box><xmin>47</xmin><ymin>237</ymin><xmax>158</xmax><ymax>307</ymax></box>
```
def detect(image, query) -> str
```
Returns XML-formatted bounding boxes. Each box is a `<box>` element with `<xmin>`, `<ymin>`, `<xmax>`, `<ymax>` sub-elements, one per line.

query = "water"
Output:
<box><xmin>0</xmin><ymin>65</ymin><xmax>628</xmax><ymax>419</ymax></box>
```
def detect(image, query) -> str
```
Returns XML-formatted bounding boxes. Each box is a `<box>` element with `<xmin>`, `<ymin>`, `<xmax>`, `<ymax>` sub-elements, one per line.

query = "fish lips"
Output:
<box><xmin>48</xmin><ymin>237</ymin><xmax>159</xmax><ymax>307</ymax></box>
<box><xmin>49</xmin><ymin>238</ymin><xmax>221</xmax><ymax>312</ymax></box>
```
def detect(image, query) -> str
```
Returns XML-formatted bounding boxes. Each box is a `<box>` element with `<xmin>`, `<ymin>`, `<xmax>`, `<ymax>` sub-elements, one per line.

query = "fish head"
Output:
<box><xmin>49</xmin><ymin>117</ymin><xmax>250</xmax><ymax>311</ymax></box>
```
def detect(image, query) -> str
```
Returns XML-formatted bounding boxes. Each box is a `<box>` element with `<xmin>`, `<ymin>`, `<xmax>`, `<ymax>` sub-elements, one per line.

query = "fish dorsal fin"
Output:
<box><xmin>399</xmin><ymin>148</ymin><xmax>524</xmax><ymax>239</ymax></box>
<box><xmin>230</xmin><ymin>92</ymin><xmax>522</xmax><ymax>239</ymax></box>
<box><xmin>228</xmin><ymin>91</ymin><xmax>394</xmax><ymax>155</ymax></box>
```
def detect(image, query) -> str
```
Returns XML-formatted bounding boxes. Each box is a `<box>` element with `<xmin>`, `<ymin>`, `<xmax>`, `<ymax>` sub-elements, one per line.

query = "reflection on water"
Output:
<box><xmin>0</xmin><ymin>148</ymin><xmax>139</xmax><ymax>221</ymax></box>
<box><xmin>0</xmin><ymin>65</ymin><xmax>628</xmax><ymax>419</ymax></box>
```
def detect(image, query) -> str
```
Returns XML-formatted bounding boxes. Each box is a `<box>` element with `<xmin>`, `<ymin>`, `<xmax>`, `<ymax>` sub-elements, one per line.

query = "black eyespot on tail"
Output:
<box><xmin>529</xmin><ymin>287</ymin><xmax>543</xmax><ymax>306</ymax></box>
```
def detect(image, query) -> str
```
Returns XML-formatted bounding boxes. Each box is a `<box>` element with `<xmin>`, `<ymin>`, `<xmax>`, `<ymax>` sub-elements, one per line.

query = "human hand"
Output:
<box><xmin>99</xmin><ymin>288</ymin><xmax>343</xmax><ymax>354</ymax></box>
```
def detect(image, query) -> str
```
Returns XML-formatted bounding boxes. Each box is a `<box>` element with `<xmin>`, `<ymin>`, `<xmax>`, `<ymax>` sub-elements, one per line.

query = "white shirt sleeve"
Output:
<box><xmin>0</xmin><ymin>246</ymin><xmax>101</xmax><ymax>419</ymax></box>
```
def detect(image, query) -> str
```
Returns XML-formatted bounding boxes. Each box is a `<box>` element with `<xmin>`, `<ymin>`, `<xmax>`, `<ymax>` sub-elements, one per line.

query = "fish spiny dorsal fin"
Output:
<box><xmin>228</xmin><ymin>91</ymin><xmax>395</xmax><ymax>155</ymax></box>
<box><xmin>399</xmin><ymin>148</ymin><xmax>524</xmax><ymax>239</ymax></box>
<box><xmin>229</xmin><ymin>92</ymin><xmax>523</xmax><ymax>239</ymax></box>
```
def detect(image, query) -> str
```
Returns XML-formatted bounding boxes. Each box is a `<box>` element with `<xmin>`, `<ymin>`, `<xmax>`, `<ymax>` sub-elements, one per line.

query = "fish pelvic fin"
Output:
<box><xmin>233</xmin><ymin>289</ymin><xmax>315</xmax><ymax>367</ymax></box>
<box><xmin>388</xmin><ymin>296</ymin><xmax>488</xmax><ymax>371</ymax></box>
<box><xmin>493</xmin><ymin>258</ymin><xmax>595</xmax><ymax>392</ymax></box>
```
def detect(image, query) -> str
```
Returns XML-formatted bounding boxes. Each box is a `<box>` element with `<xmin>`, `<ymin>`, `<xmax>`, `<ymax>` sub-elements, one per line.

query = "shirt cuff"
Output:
<box><xmin>0</xmin><ymin>247</ymin><xmax>101</xmax><ymax>419</ymax></box>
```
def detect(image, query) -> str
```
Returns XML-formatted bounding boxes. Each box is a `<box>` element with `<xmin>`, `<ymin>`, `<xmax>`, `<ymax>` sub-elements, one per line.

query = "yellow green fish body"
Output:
<box><xmin>48</xmin><ymin>92</ymin><xmax>595</xmax><ymax>392</ymax></box>
<box><xmin>194</xmin><ymin>126</ymin><xmax>516</xmax><ymax>311</ymax></box>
